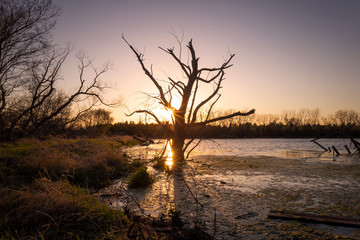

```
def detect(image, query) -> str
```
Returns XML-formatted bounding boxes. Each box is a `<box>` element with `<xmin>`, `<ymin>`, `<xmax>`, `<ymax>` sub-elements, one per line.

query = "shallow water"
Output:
<box><xmin>126</xmin><ymin>137</ymin><xmax>357</xmax><ymax>153</ymax></box>
<box><xmin>116</xmin><ymin>139</ymin><xmax>360</xmax><ymax>239</ymax></box>
<box><xmin>124</xmin><ymin>138</ymin><xmax>359</xmax><ymax>163</ymax></box>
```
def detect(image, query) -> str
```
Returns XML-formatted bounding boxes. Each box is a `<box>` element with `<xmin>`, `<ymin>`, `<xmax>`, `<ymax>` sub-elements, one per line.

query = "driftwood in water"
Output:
<box><xmin>344</xmin><ymin>145</ymin><xmax>352</xmax><ymax>155</ymax></box>
<box><xmin>268</xmin><ymin>210</ymin><xmax>360</xmax><ymax>228</ymax></box>
<box><xmin>350</xmin><ymin>138</ymin><xmax>360</xmax><ymax>153</ymax></box>
<box><xmin>311</xmin><ymin>140</ymin><xmax>328</xmax><ymax>151</ymax></box>
<box><xmin>132</xmin><ymin>136</ymin><xmax>154</xmax><ymax>145</ymax></box>
<box><xmin>332</xmin><ymin>146</ymin><xmax>340</xmax><ymax>156</ymax></box>
<box><xmin>311</xmin><ymin>132</ymin><xmax>360</xmax><ymax>155</ymax></box>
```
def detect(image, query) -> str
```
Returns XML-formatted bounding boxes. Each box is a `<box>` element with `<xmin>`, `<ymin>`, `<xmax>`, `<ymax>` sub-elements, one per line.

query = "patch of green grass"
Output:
<box><xmin>0</xmin><ymin>139</ymin><xmax>38</xmax><ymax>156</ymax></box>
<box><xmin>128</xmin><ymin>167</ymin><xmax>154</xmax><ymax>189</ymax></box>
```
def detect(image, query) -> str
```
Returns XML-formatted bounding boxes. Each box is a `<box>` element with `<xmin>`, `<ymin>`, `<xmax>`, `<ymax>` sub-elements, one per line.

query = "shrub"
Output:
<box><xmin>128</xmin><ymin>167</ymin><xmax>154</xmax><ymax>188</ymax></box>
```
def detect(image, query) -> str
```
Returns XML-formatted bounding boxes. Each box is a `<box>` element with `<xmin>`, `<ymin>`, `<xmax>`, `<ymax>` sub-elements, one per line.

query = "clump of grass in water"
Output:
<box><xmin>153</xmin><ymin>156</ymin><xmax>169</xmax><ymax>171</ymax></box>
<box><xmin>128</xmin><ymin>167</ymin><xmax>154</xmax><ymax>188</ymax></box>
<box><xmin>153</xmin><ymin>156</ymin><xmax>173</xmax><ymax>173</ymax></box>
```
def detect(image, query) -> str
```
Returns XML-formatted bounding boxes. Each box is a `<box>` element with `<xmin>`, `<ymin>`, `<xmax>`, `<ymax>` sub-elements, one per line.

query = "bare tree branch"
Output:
<box><xmin>125</xmin><ymin>109</ymin><xmax>171</xmax><ymax>134</ymax></box>
<box><xmin>185</xmin><ymin>139</ymin><xmax>202</xmax><ymax>159</ymax></box>
<box><xmin>159</xmin><ymin>46</ymin><xmax>191</xmax><ymax>78</ymax></box>
<box><xmin>190</xmin><ymin>71</ymin><xmax>225</xmax><ymax>124</ymax></box>
<box><xmin>192</xmin><ymin>109</ymin><xmax>255</xmax><ymax>126</ymax></box>
<box><xmin>187</xmin><ymin>79</ymin><xmax>199</xmax><ymax>123</ymax></box>
<box><xmin>122</xmin><ymin>35</ymin><xmax>170</xmax><ymax>109</ymax></box>
<box><xmin>197</xmin><ymin>54</ymin><xmax>235</xmax><ymax>83</ymax></box>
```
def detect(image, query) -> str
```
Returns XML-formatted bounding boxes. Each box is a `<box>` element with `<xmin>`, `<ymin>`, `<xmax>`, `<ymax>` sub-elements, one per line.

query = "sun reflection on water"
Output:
<box><xmin>165</xmin><ymin>145</ymin><xmax>173</xmax><ymax>170</ymax></box>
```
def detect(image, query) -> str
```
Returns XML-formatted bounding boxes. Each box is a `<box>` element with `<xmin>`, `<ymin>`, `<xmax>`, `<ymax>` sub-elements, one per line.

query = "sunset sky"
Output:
<box><xmin>53</xmin><ymin>0</ymin><xmax>360</xmax><ymax>122</ymax></box>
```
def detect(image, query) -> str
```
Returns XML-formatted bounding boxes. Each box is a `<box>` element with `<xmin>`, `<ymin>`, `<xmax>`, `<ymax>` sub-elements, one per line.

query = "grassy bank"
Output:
<box><xmin>0</xmin><ymin>136</ymin><xmax>140</xmax><ymax>188</ymax></box>
<box><xmin>0</xmin><ymin>136</ymin><xmax>146</xmax><ymax>239</ymax></box>
<box><xmin>0</xmin><ymin>137</ymin><xmax>216</xmax><ymax>239</ymax></box>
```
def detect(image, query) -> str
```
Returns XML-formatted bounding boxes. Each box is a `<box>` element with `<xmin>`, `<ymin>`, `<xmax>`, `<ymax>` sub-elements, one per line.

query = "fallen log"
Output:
<box><xmin>268</xmin><ymin>210</ymin><xmax>360</xmax><ymax>228</ymax></box>
<box><xmin>132</xmin><ymin>136</ymin><xmax>154</xmax><ymax>145</ymax></box>
<box><xmin>132</xmin><ymin>135</ymin><xmax>147</xmax><ymax>143</ymax></box>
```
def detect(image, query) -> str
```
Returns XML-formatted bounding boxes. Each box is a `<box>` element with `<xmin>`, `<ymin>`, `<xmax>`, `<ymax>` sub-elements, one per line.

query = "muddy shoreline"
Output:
<box><xmin>107</xmin><ymin>153</ymin><xmax>360</xmax><ymax>239</ymax></box>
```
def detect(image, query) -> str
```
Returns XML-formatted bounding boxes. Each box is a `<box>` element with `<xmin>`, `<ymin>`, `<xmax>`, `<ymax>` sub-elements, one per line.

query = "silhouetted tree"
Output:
<box><xmin>0</xmin><ymin>0</ymin><xmax>110</xmax><ymax>140</ymax></box>
<box><xmin>79</xmin><ymin>108</ymin><xmax>114</xmax><ymax>128</ymax></box>
<box><xmin>123</xmin><ymin>36</ymin><xmax>255</xmax><ymax>167</ymax></box>
<box><xmin>335</xmin><ymin>109</ymin><xmax>359</xmax><ymax>126</ymax></box>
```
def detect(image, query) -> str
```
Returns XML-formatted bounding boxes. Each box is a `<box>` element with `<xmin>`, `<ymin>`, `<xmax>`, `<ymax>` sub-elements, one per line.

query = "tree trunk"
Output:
<box><xmin>171</xmin><ymin>111</ymin><xmax>186</xmax><ymax>168</ymax></box>
<box><xmin>171</xmin><ymin>136</ymin><xmax>185</xmax><ymax>163</ymax></box>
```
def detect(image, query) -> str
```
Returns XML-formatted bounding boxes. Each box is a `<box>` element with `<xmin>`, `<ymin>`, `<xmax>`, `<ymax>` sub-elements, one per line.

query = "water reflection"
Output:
<box><xmin>113</xmin><ymin>139</ymin><xmax>360</xmax><ymax>239</ymax></box>
<box><xmin>165</xmin><ymin>148</ymin><xmax>173</xmax><ymax>170</ymax></box>
<box><xmin>124</xmin><ymin>138</ymin><xmax>359</xmax><ymax>159</ymax></box>
<box><xmin>128</xmin><ymin>165</ymin><xmax>176</xmax><ymax>219</ymax></box>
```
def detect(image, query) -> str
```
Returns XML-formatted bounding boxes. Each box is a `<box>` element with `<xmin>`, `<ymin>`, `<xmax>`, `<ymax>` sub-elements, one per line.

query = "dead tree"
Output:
<box><xmin>123</xmin><ymin>36</ymin><xmax>255</xmax><ymax>167</ymax></box>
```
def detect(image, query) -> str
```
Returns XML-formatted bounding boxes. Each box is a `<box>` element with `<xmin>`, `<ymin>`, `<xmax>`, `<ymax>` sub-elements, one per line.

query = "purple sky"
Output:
<box><xmin>53</xmin><ymin>0</ymin><xmax>360</xmax><ymax>122</ymax></box>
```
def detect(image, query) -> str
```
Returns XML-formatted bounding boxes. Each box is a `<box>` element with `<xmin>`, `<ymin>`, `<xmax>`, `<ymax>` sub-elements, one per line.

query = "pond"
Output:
<box><xmin>105</xmin><ymin>139</ymin><xmax>360</xmax><ymax>239</ymax></box>
<box><xmin>125</xmin><ymin>138</ymin><xmax>359</xmax><ymax>162</ymax></box>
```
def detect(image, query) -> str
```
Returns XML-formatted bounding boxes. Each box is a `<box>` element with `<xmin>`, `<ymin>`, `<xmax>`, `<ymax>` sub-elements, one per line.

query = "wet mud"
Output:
<box><xmin>107</xmin><ymin>151</ymin><xmax>360</xmax><ymax>239</ymax></box>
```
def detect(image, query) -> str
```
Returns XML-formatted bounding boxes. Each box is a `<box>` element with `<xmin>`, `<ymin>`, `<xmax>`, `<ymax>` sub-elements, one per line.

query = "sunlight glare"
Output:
<box><xmin>165</xmin><ymin>146</ymin><xmax>173</xmax><ymax>170</ymax></box>
<box><xmin>164</xmin><ymin>108</ymin><xmax>174</xmax><ymax>122</ymax></box>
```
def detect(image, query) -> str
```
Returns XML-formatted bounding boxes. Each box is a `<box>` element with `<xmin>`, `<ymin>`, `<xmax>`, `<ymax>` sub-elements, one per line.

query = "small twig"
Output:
<box><xmin>35</xmin><ymin>210</ymin><xmax>58</xmax><ymax>228</ymax></box>
<box><xmin>213</xmin><ymin>209</ymin><xmax>217</xmax><ymax>238</ymax></box>
<box><xmin>180</xmin><ymin>175</ymin><xmax>203</xmax><ymax>208</ymax></box>
<box><xmin>186</xmin><ymin>139</ymin><xmax>202</xmax><ymax>159</ymax></box>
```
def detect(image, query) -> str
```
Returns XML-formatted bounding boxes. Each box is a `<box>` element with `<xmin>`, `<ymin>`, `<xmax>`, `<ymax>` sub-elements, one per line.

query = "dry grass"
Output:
<box><xmin>0</xmin><ymin>136</ymin><xmax>138</xmax><ymax>239</ymax></box>
<box><xmin>0</xmin><ymin>136</ymin><xmax>216</xmax><ymax>239</ymax></box>
<box><xmin>0</xmin><ymin>136</ymin><xmax>138</xmax><ymax>188</ymax></box>
<box><xmin>0</xmin><ymin>178</ymin><xmax>129</xmax><ymax>239</ymax></box>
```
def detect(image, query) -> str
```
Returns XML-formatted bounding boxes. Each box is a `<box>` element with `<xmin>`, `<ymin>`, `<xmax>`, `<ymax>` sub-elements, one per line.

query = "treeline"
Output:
<box><xmin>207</xmin><ymin>108</ymin><xmax>360</xmax><ymax>127</ymax></box>
<box><xmin>104</xmin><ymin>121</ymin><xmax>359</xmax><ymax>139</ymax></box>
<box><xmin>4</xmin><ymin>104</ymin><xmax>359</xmax><ymax>140</ymax></box>
<box><xmin>99</xmin><ymin>108</ymin><xmax>360</xmax><ymax>139</ymax></box>
<box><xmin>62</xmin><ymin>108</ymin><xmax>360</xmax><ymax>139</ymax></box>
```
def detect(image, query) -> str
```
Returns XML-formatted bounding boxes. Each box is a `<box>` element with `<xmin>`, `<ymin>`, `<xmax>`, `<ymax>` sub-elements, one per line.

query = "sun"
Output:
<box><xmin>154</xmin><ymin>97</ymin><xmax>182</xmax><ymax>123</ymax></box>
<box><xmin>164</xmin><ymin>108</ymin><xmax>174</xmax><ymax>122</ymax></box>
<box><xmin>153</xmin><ymin>107</ymin><xmax>173</xmax><ymax>123</ymax></box>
